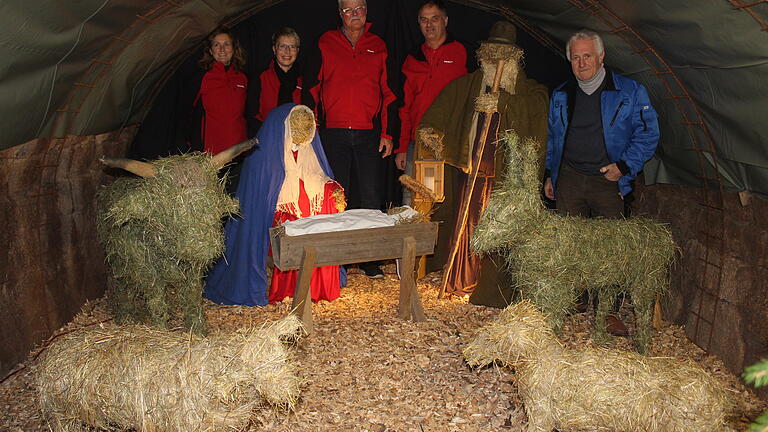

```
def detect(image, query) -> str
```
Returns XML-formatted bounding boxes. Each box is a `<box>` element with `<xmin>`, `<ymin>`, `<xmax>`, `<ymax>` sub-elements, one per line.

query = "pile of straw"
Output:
<box><xmin>472</xmin><ymin>131</ymin><xmax>676</xmax><ymax>351</ymax></box>
<box><xmin>35</xmin><ymin>316</ymin><xmax>303</xmax><ymax>432</ymax></box>
<box><xmin>96</xmin><ymin>153</ymin><xmax>239</xmax><ymax>333</ymax></box>
<box><xmin>463</xmin><ymin>301</ymin><xmax>735</xmax><ymax>432</ymax></box>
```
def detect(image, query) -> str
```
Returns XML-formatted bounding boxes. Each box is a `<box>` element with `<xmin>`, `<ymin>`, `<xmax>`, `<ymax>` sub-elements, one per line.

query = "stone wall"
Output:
<box><xmin>0</xmin><ymin>128</ymin><xmax>135</xmax><ymax>376</ymax></box>
<box><xmin>635</xmin><ymin>182</ymin><xmax>768</xmax><ymax>376</ymax></box>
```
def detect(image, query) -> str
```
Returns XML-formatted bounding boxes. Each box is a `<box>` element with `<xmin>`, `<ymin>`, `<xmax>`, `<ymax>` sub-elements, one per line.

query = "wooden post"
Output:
<box><xmin>291</xmin><ymin>245</ymin><xmax>316</xmax><ymax>334</ymax></box>
<box><xmin>399</xmin><ymin>237</ymin><xmax>427</xmax><ymax>321</ymax></box>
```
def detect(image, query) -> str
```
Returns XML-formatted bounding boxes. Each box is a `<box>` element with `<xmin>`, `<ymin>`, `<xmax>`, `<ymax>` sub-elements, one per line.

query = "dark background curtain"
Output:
<box><xmin>129</xmin><ymin>0</ymin><xmax>570</xmax><ymax>206</ymax></box>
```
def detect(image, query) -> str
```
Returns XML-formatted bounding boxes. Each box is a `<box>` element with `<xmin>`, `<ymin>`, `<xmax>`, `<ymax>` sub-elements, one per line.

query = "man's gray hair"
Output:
<box><xmin>338</xmin><ymin>0</ymin><xmax>366</xmax><ymax>8</ymax></box>
<box><xmin>566</xmin><ymin>30</ymin><xmax>605</xmax><ymax>60</ymax></box>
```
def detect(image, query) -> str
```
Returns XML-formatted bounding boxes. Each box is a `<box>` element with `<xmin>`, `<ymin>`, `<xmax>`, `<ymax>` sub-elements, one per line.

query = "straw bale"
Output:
<box><xmin>464</xmin><ymin>301</ymin><xmax>735</xmax><ymax>432</ymax></box>
<box><xmin>34</xmin><ymin>316</ymin><xmax>303</xmax><ymax>432</ymax></box>
<box><xmin>472</xmin><ymin>130</ymin><xmax>676</xmax><ymax>351</ymax></box>
<box><xmin>96</xmin><ymin>153</ymin><xmax>239</xmax><ymax>333</ymax></box>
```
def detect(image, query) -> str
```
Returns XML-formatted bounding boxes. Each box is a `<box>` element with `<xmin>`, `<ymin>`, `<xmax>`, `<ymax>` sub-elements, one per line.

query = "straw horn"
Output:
<box><xmin>212</xmin><ymin>138</ymin><xmax>257</xmax><ymax>169</ymax></box>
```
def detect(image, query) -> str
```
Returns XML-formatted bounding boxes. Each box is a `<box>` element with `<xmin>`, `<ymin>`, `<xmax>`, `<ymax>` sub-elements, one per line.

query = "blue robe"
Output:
<box><xmin>204</xmin><ymin>103</ymin><xmax>335</xmax><ymax>306</ymax></box>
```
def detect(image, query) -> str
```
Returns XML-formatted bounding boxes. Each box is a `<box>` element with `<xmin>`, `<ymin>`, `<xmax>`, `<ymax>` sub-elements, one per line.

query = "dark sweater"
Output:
<box><xmin>563</xmin><ymin>78</ymin><xmax>610</xmax><ymax>175</ymax></box>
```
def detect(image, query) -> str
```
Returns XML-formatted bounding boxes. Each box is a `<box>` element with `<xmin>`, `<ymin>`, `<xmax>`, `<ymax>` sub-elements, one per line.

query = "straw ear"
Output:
<box><xmin>212</xmin><ymin>138</ymin><xmax>257</xmax><ymax>170</ymax></box>
<box><xmin>100</xmin><ymin>157</ymin><xmax>158</xmax><ymax>178</ymax></box>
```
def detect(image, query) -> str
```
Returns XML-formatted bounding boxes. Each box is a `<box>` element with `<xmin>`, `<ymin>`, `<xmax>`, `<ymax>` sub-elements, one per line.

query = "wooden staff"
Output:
<box><xmin>439</xmin><ymin>59</ymin><xmax>507</xmax><ymax>298</ymax></box>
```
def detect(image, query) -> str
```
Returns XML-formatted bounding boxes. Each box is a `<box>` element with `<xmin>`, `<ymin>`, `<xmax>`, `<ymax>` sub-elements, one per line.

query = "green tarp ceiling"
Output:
<box><xmin>0</xmin><ymin>0</ymin><xmax>766</xmax><ymax>194</ymax></box>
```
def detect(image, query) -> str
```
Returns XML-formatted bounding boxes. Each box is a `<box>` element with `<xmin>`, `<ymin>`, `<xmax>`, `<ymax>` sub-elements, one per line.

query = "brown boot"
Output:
<box><xmin>605</xmin><ymin>315</ymin><xmax>629</xmax><ymax>336</ymax></box>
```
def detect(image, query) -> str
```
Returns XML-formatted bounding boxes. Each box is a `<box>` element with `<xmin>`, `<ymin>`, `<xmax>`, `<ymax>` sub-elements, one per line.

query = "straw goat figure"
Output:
<box><xmin>96</xmin><ymin>141</ymin><xmax>254</xmax><ymax>333</ymax></box>
<box><xmin>472</xmin><ymin>131</ymin><xmax>675</xmax><ymax>351</ymax></box>
<box><xmin>464</xmin><ymin>300</ymin><xmax>734</xmax><ymax>432</ymax></box>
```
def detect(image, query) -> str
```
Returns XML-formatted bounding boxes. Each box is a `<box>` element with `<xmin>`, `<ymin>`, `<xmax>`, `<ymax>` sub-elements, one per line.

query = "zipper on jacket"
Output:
<box><xmin>609</xmin><ymin>101</ymin><xmax>626</xmax><ymax>126</ymax></box>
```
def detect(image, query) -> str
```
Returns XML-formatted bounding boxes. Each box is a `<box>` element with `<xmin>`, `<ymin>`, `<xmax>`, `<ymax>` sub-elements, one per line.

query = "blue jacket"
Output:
<box><xmin>546</xmin><ymin>68</ymin><xmax>659</xmax><ymax>196</ymax></box>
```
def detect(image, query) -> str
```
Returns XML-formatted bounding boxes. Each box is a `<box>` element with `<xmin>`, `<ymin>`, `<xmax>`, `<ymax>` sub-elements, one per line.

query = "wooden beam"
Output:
<box><xmin>291</xmin><ymin>246</ymin><xmax>316</xmax><ymax>334</ymax></box>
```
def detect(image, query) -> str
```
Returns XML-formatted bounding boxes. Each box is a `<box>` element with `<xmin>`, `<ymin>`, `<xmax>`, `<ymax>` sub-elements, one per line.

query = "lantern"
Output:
<box><xmin>414</xmin><ymin>159</ymin><xmax>445</xmax><ymax>203</ymax></box>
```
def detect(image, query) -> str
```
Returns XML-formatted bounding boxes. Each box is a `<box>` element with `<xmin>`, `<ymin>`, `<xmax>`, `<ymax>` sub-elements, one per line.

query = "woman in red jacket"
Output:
<box><xmin>190</xmin><ymin>26</ymin><xmax>248</xmax><ymax>156</ymax></box>
<box><xmin>247</xmin><ymin>27</ymin><xmax>309</xmax><ymax>137</ymax></box>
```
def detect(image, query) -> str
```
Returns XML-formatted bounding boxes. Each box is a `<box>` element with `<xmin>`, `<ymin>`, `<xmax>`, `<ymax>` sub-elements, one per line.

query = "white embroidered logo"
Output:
<box><xmin>366</xmin><ymin>49</ymin><xmax>375</xmax><ymax>53</ymax></box>
<box><xmin>443</xmin><ymin>60</ymin><xmax>454</xmax><ymax>63</ymax></box>
<box><xmin>236</xmin><ymin>84</ymin><xmax>245</xmax><ymax>88</ymax></box>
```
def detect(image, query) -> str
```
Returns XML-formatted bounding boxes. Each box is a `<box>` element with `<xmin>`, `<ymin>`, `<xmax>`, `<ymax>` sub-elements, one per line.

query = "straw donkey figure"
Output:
<box><xmin>472</xmin><ymin>130</ymin><xmax>675</xmax><ymax>351</ymax></box>
<box><xmin>463</xmin><ymin>301</ymin><xmax>734</xmax><ymax>432</ymax></box>
<box><xmin>97</xmin><ymin>140</ymin><xmax>254</xmax><ymax>333</ymax></box>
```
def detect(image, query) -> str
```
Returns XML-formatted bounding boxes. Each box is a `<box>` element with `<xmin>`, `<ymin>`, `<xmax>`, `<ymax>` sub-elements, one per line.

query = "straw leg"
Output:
<box><xmin>633</xmin><ymin>284</ymin><xmax>656</xmax><ymax>353</ymax></box>
<box><xmin>291</xmin><ymin>246</ymin><xmax>316</xmax><ymax>334</ymax></box>
<box><xmin>594</xmin><ymin>290</ymin><xmax>613</xmax><ymax>346</ymax></box>
<box><xmin>526</xmin><ymin>277</ymin><xmax>571</xmax><ymax>335</ymax></box>
<box><xmin>180</xmin><ymin>281</ymin><xmax>206</xmax><ymax>335</ymax></box>
<box><xmin>146</xmin><ymin>281</ymin><xmax>170</xmax><ymax>330</ymax></box>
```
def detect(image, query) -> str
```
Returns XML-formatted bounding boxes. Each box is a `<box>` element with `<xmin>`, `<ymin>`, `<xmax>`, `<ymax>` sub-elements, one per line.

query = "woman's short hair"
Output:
<box><xmin>272</xmin><ymin>27</ymin><xmax>301</xmax><ymax>47</ymax></box>
<box><xmin>198</xmin><ymin>25</ymin><xmax>246</xmax><ymax>72</ymax></box>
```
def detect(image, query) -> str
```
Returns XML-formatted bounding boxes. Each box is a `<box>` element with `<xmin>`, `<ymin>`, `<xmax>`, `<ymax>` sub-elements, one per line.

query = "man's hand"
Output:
<box><xmin>379</xmin><ymin>137</ymin><xmax>393</xmax><ymax>158</ymax></box>
<box><xmin>600</xmin><ymin>163</ymin><xmax>623</xmax><ymax>181</ymax></box>
<box><xmin>544</xmin><ymin>177</ymin><xmax>555</xmax><ymax>200</ymax></box>
<box><xmin>395</xmin><ymin>152</ymin><xmax>407</xmax><ymax>170</ymax></box>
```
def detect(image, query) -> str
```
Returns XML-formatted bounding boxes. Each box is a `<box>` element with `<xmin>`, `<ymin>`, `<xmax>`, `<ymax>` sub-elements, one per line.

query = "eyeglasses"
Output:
<box><xmin>340</xmin><ymin>5</ymin><xmax>366</xmax><ymax>15</ymax></box>
<box><xmin>276</xmin><ymin>43</ymin><xmax>299</xmax><ymax>52</ymax></box>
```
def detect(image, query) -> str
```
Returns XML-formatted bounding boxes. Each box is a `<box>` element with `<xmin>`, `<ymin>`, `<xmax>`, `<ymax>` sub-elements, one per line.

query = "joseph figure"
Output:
<box><xmin>416</xmin><ymin>21</ymin><xmax>548</xmax><ymax>308</ymax></box>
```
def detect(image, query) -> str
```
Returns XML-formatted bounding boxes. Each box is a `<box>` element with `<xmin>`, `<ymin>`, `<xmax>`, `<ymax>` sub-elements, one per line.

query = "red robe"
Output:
<box><xmin>269</xmin><ymin>152</ymin><xmax>343</xmax><ymax>303</ymax></box>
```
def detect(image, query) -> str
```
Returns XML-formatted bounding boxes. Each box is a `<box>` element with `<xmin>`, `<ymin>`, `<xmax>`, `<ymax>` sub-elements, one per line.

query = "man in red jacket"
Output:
<box><xmin>310</xmin><ymin>0</ymin><xmax>398</xmax><ymax>278</ymax></box>
<box><xmin>395</xmin><ymin>0</ymin><xmax>470</xmax><ymax>205</ymax></box>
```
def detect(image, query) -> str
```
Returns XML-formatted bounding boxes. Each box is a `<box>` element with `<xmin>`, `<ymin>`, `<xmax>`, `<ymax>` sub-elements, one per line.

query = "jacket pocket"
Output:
<box><xmin>609</xmin><ymin>100</ymin><xmax>626</xmax><ymax>126</ymax></box>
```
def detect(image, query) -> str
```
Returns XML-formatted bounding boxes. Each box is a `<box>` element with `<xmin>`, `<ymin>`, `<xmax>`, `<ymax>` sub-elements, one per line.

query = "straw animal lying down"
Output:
<box><xmin>464</xmin><ymin>301</ymin><xmax>734</xmax><ymax>432</ymax></box>
<box><xmin>472</xmin><ymin>130</ymin><xmax>675</xmax><ymax>352</ymax></box>
<box><xmin>35</xmin><ymin>316</ymin><xmax>302</xmax><ymax>432</ymax></box>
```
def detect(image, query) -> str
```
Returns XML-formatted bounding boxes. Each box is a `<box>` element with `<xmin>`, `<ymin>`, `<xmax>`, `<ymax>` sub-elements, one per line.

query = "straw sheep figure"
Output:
<box><xmin>35</xmin><ymin>316</ymin><xmax>303</xmax><ymax>432</ymax></box>
<box><xmin>463</xmin><ymin>300</ymin><xmax>734</xmax><ymax>432</ymax></box>
<box><xmin>472</xmin><ymin>130</ymin><xmax>675</xmax><ymax>351</ymax></box>
<box><xmin>96</xmin><ymin>140</ymin><xmax>254</xmax><ymax>334</ymax></box>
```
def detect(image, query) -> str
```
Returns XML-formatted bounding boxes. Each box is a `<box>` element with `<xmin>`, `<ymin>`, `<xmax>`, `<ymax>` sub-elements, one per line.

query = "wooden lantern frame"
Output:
<box><xmin>414</xmin><ymin>159</ymin><xmax>445</xmax><ymax>203</ymax></box>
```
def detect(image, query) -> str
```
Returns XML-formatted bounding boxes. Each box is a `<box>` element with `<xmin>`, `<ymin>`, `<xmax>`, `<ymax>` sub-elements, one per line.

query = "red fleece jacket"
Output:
<box><xmin>397</xmin><ymin>40</ymin><xmax>468</xmax><ymax>153</ymax></box>
<box><xmin>196</xmin><ymin>62</ymin><xmax>248</xmax><ymax>155</ymax></box>
<box><xmin>311</xmin><ymin>23</ymin><xmax>397</xmax><ymax>139</ymax></box>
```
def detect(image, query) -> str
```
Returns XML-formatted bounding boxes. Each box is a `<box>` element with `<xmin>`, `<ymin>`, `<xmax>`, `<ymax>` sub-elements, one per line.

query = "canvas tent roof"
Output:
<box><xmin>0</xmin><ymin>0</ymin><xmax>766</xmax><ymax>194</ymax></box>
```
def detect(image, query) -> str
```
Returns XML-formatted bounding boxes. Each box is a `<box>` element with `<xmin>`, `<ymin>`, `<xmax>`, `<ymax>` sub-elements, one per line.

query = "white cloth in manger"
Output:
<box><xmin>281</xmin><ymin>207</ymin><xmax>421</xmax><ymax>236</ymax></box>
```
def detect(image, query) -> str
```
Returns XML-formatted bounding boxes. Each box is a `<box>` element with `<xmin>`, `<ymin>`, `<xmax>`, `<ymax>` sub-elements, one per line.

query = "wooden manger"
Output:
<box><xmin>269</xmin><ymin>222</ymin><xmax>438</xmax><ymax>332</ymax></box>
